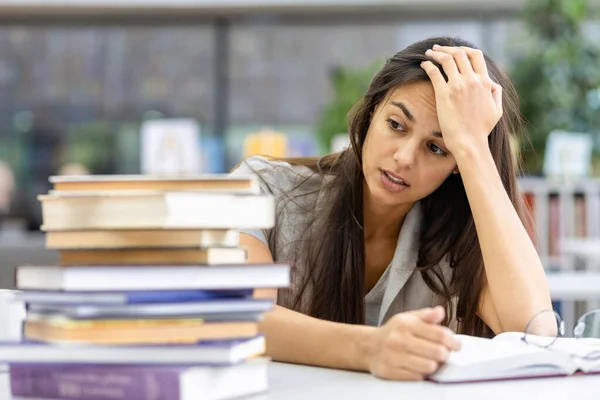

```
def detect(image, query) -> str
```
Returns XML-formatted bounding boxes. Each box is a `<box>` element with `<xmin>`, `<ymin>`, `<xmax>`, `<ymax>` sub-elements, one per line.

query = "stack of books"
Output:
<box><xmin>3</xmin><ymin>174</ymin><xmax>289</xmax><ymax>400</ymax></box>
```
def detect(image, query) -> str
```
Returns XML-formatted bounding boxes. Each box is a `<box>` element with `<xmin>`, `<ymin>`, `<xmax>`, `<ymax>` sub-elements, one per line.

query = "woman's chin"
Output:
<box><xmin>365</xmin><ymin>175</ymin><xmax>415</xmax><ymax>208</ymax></box>
<box><xmin>372</xmin><ymin>187</ymin><xmax>412</xmax><ymax>207</ymax></box>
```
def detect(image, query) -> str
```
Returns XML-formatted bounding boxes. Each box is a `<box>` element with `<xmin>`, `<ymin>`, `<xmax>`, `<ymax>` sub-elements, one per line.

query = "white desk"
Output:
<box><xmin>561</xmin><ymin>238</ymin><xmax>600</xmax><ymax>260</ymax></box>
<box><xmin>3</xmin><ymin>362</ymin><xmax>600</xmax><ymax>400</ymax></box>
<box><xmin>546</xmin><ymin>271</ymin><xmax>600</xmax><ymax>301</ymax></box>
<box><xmin>545</xmin><ymin>271</ymin><xmax>600</xmax><ymax>334</ymax></box>
<box><xmin>266</xmin><ymin>363</ymin><xmax>600</xmax><ymax>399</ymax></box>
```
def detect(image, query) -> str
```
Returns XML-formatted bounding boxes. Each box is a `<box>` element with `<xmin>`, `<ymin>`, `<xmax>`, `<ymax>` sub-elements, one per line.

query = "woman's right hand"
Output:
<box><xmin>364</xmin><ymin>306</ymin><xmax>461</xmax><ymax>381</ymax></box>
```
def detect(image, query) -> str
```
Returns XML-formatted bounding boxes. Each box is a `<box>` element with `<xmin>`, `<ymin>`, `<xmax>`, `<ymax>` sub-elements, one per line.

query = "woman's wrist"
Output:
<box><xmin>450</xmin><ymin>138</ymin><xmax>493</xmax><ymax>170</ymax></box>
<box><xmin>345</xmin><ymin>323</ymin><xmax>377</xmax><ymax>372</ymax></box>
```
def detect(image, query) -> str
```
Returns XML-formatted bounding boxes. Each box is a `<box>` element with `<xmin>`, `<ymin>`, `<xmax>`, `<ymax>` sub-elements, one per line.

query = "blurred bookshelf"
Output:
<box><xmin>0</xmin><ymin>0</ymin><xmax>596</xmax><ymax>235</ymax></box>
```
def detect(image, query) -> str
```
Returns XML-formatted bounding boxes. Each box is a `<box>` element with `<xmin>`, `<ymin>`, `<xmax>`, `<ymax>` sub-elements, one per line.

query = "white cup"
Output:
<box><xmin>0</xmin><ymin>290</ymin><xmax>25</xmax><ymax>342</ymax></box>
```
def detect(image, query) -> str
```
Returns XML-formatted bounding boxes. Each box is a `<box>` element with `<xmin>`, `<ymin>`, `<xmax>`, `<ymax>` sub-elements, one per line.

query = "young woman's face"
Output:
<box><xmin>362</xmin><ymin>81</ymin><xmax>458</xmax><ymax>208</ymax></box>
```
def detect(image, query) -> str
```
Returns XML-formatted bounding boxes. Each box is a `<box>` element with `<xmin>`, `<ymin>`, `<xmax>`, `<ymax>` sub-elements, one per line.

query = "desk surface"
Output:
<box><xmin>266</xmin><ymin>363</ymin><xmax>600</xmax><ymax>399</ymax></box>
<box><xmin>2</xmin><ymin>362</ymin><xmax>600</xmax><ymax>400</ymax></box>
<box><xmin>546</xmin><ymin>271</ymin><xmax>600</xmax><ymax>300</ymax></box>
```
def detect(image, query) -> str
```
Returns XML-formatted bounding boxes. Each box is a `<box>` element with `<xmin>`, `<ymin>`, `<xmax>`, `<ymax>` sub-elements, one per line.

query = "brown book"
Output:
<box><xmin>58</xmin><ymin>247</ymin><xmax>247</xmax><ymax>266</ymax></box>
<box><xmin>549</xmin><ymin>195</ymin><xmax>560</xmax><ymax>257</ymax></box>
<box><xmin>50</xmin><ymin>174</ymin><xmax>259</xmax><ymax>194</ymax></box>
<box><xmin>575</xmin><ymin>196</ymin><xmax>587</xmax><ymax>237</ymax></box>
<box><xmin>25</xmin><ymin>317</ymin><xmax>258</xmax><ymax>344</ymax></box>
<box><xmin>46</xmin><ymin>229</ymin><xmax>239</xmax><ymax>249</ymax></box>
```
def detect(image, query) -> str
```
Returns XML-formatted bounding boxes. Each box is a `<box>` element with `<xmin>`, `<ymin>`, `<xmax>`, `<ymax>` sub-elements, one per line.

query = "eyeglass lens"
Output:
<box><xmin>574</xmin><ymin>310</ymin><xmax>600</xmax><ymax>339</ymax></box>
<box><xmin>524</xmin><ymin>309</ymin><xmax>562</xmax><ymax>347</ymax></box>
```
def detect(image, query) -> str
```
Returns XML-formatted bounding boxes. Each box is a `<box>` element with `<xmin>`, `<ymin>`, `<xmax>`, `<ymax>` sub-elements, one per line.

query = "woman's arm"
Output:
<box><xmin>242</xmin><ymin>233</ymin><xmax>375</xmax><ymax>370</ymax></box>
<box><xmin>421</xmin><ymin>45</ymin><xmax>553</xmax><ymax>334</ymax></box>
<box><xmin>240</xmin><ymin>233</ymin><xmax>460</xmax><ymax>379</ymax></box>
<box><xmin>455</xmin><ymin>148</ymin><xmax>552</xmax><ymax>333</ymax></box>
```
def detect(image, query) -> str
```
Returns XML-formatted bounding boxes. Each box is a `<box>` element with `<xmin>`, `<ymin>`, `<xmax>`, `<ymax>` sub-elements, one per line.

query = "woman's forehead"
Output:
<box><xmin>380</xmin><ymin>83</ymin><xmax>437</xmax><ymax>116</ymax></box>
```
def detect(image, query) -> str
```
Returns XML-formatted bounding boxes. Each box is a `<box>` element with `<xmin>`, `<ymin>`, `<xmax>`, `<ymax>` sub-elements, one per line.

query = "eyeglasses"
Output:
<box><xmin>521</xmin><ymin>309</ymin><xmax>600</xmax><ymax>360</ymax></box>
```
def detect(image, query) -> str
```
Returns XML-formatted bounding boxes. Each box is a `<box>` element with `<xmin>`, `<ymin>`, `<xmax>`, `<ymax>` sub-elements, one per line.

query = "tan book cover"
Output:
<box><xmin>45</xmin><ymin>229</ymin><xmax>239</xmax><ymax>249</ymax></box>
<box><xmin>58</xmin><ymin>247</ymin><xmax>247</xmax><ymax>266</ymax></box>
<box><xmin>50</xmin><ymin>174</ymin><xmax>259</xmax><ymax>194</ymax></box>
<box><xmin>25</xmin><ymin>318</ymin><xmax>258</xmax><ymax>344</ymax></box>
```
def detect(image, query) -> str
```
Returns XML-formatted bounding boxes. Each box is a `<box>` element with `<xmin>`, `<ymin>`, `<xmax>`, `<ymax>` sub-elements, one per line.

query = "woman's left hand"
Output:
<box><xmin>420</xmin><ymin>45</ymin><xmax>503</xmax><ymax>159</ymax></box>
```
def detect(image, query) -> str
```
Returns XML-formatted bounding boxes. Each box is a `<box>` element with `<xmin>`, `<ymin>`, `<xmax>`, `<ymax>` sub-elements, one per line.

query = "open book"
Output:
<box><xmin>429</xmin><ymin>332</ymin><xmax>600</xmax><ymax>383</ymax></box>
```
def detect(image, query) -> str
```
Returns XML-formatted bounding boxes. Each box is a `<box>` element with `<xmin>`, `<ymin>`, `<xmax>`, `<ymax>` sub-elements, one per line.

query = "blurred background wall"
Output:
<box><xmin>1</xmin><ymin>0</ymin><xmax>597</xmax><ymax>230</ymax></box>
<box><xmin>0</xmin><ymin>0</ymin><xmax>598</xmax><ymax>291</ymax></box>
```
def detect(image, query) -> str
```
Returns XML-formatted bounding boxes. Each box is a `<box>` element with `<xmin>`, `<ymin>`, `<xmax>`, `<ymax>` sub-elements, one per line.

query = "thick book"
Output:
<box><xmin>38</xmin><ymin>192</ymin><xmax>274</xmax><ymax>230</ymax></box>
<box><xmin>45</xmin><ymin>229</ymin><xmax>240</xmax><ymax>249</ymax></box>
<box><xmin>26</xmin><ymin>298</ymin><xmax>274</xmax><ymax>319</ymax></box>
<box><xmin>49</xmin><ymin>173</ymin><xmax>260</xmax><ymax>194</ymax></box>
<box><xmin>429</xmin><ymin>332</ymin><xmax>600</xmax><ymax>383</ymax></box>
<box><xmin>10</xmin><ymin>358</ymin><xmax>268</xmax><ymax>400</ymax></box>
<box><xmin>16</xmin><ymin>263</ymin><xmax>290</xmax><ymax>291</ymax></box>
<box><xmin>57</xmin><ymin>247</ymin><xmax>247</xmax><ymax>266</ymax></box>
<box><xmin>24</xmin><ymin>316</ymin><xmax>259</xmax><ymax>345</ymax></box>
<box><xmin>0</xmin><ymin>335</ymin><xmax>265</xmax><ymax>365</ymax></box>
<box><xmin>15</xmin><ymin>289</ymin><xmax>254</xmax><ymax>305</ymax></box>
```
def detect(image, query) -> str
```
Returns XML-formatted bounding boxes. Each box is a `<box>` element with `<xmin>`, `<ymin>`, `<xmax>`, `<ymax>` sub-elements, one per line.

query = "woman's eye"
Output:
<box><xmin>429</xmin><ymin>143</ymin><xmax>447</xmax><ymax>156</ymax></box>
<box><xmin>387</xmin><ymin>118</ymin><xmax>405</xmax><ymax>132</ymax></box>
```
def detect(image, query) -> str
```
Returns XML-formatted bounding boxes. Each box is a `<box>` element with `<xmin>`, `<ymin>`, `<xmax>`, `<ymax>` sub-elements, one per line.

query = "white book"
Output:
<box><xmin>0</xmin><ymin>336</ymin><xmax>265</xmax><ymax>365</ymax></box>
<box><xmin>16</xmin><ymin>264</ymin><xmax>290</xmax><ymax>291</ymax></box>
<box><xmin>429</xmin><ymin>332</ymin><xmax>600</xmax><ymax>383</ymax></box>
<box><xmin>38</xmin><ymin>192</ymin><xmax>273</xmax><ymax>230</ymax></box>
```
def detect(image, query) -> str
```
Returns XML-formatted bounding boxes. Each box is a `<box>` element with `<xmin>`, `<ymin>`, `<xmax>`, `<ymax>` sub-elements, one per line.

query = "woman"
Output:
<box><xmin>231</xmin><ymin>36</ymin><xmax>553</xmax><ymax>381</ymax></box>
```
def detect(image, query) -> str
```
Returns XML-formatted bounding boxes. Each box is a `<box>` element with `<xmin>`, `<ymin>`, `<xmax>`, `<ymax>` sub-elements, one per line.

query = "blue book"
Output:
<box><xmin>16</xmin><ymin>289</ymin><xmax>254</xmax><ymax>306</ymax></box>
<box><xmin>27</xmin><ymin>298</ymin><xmax>273</xmax><ymax>319</ymax></box>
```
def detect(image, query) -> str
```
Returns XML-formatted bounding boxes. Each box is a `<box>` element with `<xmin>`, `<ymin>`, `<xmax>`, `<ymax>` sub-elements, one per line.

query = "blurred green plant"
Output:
<box><xmin>66</xmin><ymin>121</ymin><xmax>117</xmax><ymax>174</ymax></box>
<box><xmin>316</xmin><ymin>62</ymin><xmax>381</xmax><ymax>153</ymax></box>
<box><xmin>511</xmin><ymin>0</ymin><xmax>600</xmax><ymax>173</ymax></box>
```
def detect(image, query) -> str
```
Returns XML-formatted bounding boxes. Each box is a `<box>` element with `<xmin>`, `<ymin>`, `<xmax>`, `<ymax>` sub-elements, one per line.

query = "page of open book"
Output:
<box><xmin>430</xmin><ymin>334</ymin><xmax>577</xmax><ymax>382</ymax></box>
<box><xmin>494</xmin><ymin>331</ymin><xmax>600</xmax><ymax>371</ymax></box>
<box><xmin>450</xmin><ymin>334</ymin><xmax>544</xmax><ymax>366</ymax></box>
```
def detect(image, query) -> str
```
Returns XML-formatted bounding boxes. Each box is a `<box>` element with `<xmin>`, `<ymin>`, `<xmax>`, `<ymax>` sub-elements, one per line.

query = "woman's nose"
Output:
<box><xmin>392</xmin><ymin>140</ymin><xmax>417</xmax><ymax>168</ymax></box>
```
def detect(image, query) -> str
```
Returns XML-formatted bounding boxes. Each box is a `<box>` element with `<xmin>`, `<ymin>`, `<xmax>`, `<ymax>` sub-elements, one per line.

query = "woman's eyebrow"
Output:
<box><xmin>390</xmin><ymin>100</ymin><xmax>443</xmax><ymax>138</ymax></box>
<box><xmin>390</xmin><ymin>101</ymin><xmax>414</xmax><ymax>122</ymax></box>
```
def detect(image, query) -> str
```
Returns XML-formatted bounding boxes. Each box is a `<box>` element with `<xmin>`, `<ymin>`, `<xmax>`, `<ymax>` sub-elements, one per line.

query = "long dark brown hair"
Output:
<box><xmin>250</xmin><ymin>36</ymin><xmax>528</xmax><ymax>337</ymax></box>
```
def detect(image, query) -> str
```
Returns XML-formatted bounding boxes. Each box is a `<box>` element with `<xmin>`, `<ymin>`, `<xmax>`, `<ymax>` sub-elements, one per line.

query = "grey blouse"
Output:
<box><xmin>231</xmin><ymin>156</ymin><xmax>457</xmax><ymax>329</ymax></box>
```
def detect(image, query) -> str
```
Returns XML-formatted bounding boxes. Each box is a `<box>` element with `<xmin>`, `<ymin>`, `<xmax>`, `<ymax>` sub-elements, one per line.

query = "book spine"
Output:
<box><xmin>10</xmin><ymin>364</ymin><xmax>181</xmax><ymax>400</ymax></box>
